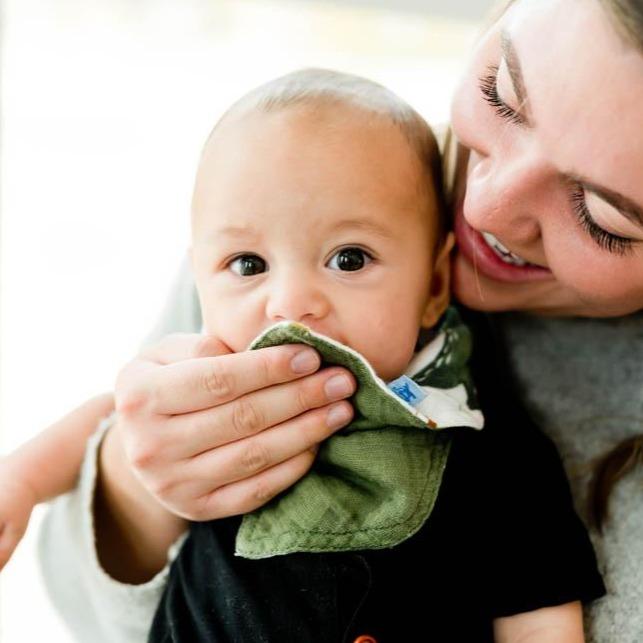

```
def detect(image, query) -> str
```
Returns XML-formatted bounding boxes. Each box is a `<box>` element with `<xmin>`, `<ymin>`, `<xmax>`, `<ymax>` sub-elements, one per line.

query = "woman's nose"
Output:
<box><xmin>464</xmin><ymin>148</ymin><xmax>552</xmax><ymax>245</ymax></box>
<box><xmin>265</xmin><ymin>274</ymin><xmax>330</xmax><ymax>323</ymax></box>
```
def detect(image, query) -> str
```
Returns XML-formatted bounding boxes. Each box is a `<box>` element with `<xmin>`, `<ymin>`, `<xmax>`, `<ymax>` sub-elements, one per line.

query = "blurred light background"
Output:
<box><xmin>0</xmin><ymin>0</ymin><xmax>491</xmax><ymax>640</ymax></box>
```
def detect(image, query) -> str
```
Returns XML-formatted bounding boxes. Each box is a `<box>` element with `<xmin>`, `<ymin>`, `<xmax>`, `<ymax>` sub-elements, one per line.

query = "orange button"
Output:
<box><xmin>353</xmin><ymin>636</ymin><xmax>378</xmax><ymax>643</ymax></box>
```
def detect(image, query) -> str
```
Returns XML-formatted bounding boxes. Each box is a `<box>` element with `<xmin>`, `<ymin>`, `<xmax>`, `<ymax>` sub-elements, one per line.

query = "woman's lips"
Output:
<box><xmin>454</xmin><ymin>201</ymin><xmax>553</xmax><ymax>284</ymax></box>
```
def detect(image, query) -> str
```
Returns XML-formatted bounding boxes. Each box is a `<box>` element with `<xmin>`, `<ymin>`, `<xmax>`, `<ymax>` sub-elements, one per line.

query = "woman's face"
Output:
<box><xmin>450</xmin><ymin>0</ymin><xmax>643</xmax><ymax>316</ymax></box>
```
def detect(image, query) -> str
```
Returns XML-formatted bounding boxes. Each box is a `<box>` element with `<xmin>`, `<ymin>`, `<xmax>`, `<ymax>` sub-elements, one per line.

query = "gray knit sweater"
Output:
<box><xmin>38</xmin><ymin>260</ymin><xmax>643</xmax><ymax>642</ymax></box>
<box><xmin>498</xmin><ymin>312</ymin><xmax>643</xmax><ymax>643</ymax></box>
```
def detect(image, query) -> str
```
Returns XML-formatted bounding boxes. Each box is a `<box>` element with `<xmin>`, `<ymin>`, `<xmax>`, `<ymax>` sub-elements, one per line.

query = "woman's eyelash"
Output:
<box><xmin>478</xmin><ymin>64</ymin><xmax>525</xmax><ymax>126</ymax></box>
<box><xmin>569</xmin><ymin>187</ymin><xmax>633</xmax><ymax>256</ymax></box>
<box><xmin>479</xmin><ymin>64</ymin><xmax>634</xmax><ymax>257</ymax></box>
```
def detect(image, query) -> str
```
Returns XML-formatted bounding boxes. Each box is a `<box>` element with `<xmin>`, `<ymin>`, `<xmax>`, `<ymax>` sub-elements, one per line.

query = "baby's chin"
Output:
<box><xmin>375</xmin><ymin>365</ymin><xmax>409</xmax><ymax>384</ymax></box>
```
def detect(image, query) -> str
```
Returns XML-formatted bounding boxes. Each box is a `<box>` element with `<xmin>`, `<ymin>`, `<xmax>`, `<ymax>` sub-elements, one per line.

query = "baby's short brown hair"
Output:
<box><xmin>203</xmin><ymin>68</ymin><xmax>448</xmax><ymax>247</ymax></box>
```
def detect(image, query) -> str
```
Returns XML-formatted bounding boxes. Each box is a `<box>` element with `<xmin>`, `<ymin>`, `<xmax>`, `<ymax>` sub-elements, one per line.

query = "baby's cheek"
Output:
<box><xmin>364</xmin><ymin>320</ymin><xmax>420</xmax><ymax>382</ymax></box>
<box><xmin>200</xmin><ymin>310</ymin><xmax>251</xmax><ymax>353</ymax></box>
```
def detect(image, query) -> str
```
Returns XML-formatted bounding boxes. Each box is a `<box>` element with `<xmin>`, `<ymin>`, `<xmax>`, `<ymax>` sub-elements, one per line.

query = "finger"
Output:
<box><xmin>127</xmin><ymin>344</ymin><xmax>323</xmax><ymax>416</ymax></box>
<box><xmin>139</xmin><ymin>333</ymin><xmax>234</xmax><ymax>365</ymax></box>
<box><xmin>165</xmin><ymin>367</ymin><xmax>356</xmax><ymax>458</ymax></box>
<box><xmin>189</xmin><ymin>449</ymin><xmax>323</xmax><ymax>521</ymax></box>
<box><xmin>176</xmin><ymin>399</ymin><xmax>354</xmax><ymax>496</ymax></box>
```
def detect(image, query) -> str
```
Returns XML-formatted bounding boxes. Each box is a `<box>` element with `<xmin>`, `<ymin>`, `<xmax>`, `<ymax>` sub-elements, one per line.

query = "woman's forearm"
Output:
<box><xmin>94</xmin><ymin>420</ymin><xmax>187</xmax><ymax>584</ymax></box>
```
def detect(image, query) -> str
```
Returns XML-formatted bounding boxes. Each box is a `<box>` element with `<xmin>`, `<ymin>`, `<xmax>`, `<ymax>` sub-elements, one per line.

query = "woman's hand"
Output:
<box><xmin>95</xmin><ymin>332</ymin><xmax>356</xmax><ymax>583</ymax></box>
<box><xmin>114</xmin><ymin>333</ymin><xmax>355</xmax><ymax>521</ymax></box>
<box><xmin>94</xmin><ymin>334</ymin><xmax>355</xmax><ymax>583</ymax></box>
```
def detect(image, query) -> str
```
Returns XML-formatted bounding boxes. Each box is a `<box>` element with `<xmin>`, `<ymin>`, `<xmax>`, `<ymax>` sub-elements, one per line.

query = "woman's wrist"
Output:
<box><xmin>93</xmin><ymin>417</ymin><xmax>187</xmax><ymax>584</ymax></box>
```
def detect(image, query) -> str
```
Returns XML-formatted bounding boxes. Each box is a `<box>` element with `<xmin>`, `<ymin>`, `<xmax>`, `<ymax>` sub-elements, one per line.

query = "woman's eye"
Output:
<box><xmin>327</xmin><ymin>247</ymin><xmax>373</xmax><ymax>272</ymax></box>
<box><xmin>228</xmin><ymin>254</ymin><xmax>267</xmax><ymax>276</ymax></box>
<box><xmin>478</xmin><ymin>63</ymin><xmax>526</xmax><ymax>127</ymax></box>
<box><xmin>568</xmin><ymin>186</ymin><xmax>634</xmax><ymax>256</ymax></box>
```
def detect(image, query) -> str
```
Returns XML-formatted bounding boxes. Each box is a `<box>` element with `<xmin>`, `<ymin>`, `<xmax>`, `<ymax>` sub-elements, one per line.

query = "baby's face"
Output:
<box><xmin>190</xmin><ymin>104</ymin><xmax>449</xmax><ymax>381</ymax></box>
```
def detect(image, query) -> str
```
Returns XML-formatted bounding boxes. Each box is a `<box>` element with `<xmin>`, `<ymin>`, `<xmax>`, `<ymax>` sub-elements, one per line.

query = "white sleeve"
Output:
<box><xmin>37</xmin><ymin>414</ymin><xmax>187</xmax><ymax>643</ymax></box>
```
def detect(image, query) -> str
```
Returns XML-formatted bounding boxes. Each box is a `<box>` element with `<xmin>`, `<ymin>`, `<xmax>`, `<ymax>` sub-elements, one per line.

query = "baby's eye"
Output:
<box><xmin>228</xmin><ymin>254</ymin><xmax>267</xmax><ymax>276</ymax></box>
<box><xmin>327</xmin><ymin>247</ymin><xmax>373</xmax><ymax>272</ymax></box>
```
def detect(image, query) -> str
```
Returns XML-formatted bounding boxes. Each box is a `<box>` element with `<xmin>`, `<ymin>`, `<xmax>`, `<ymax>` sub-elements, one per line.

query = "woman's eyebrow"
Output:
<box><xmin>499</xmin><ymin>31</ymin><xmax>643</xmax><ymax>229</ymax></box>
<box><xmin>500</xmin><ymin>29</ymin><xmax>530</xmax><ymax>118</ymax></box>
<box><xmin>575</xmin><ymin>176</ymin><xmax>643</xmax><ymax>228</ymax></box>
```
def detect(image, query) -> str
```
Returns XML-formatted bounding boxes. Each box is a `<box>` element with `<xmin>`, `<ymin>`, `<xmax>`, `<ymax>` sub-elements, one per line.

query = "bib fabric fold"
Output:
<box><xmin>235</xmin><ymin>307</ymin><xmax>483</xmax><ymax>559</ymax></box>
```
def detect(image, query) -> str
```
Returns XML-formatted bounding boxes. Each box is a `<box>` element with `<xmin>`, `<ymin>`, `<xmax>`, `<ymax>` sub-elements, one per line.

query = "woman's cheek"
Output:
<box><xmin>547</xmin><ymin>236</ymin><xmax>643</xmax><ymax>310</ymax></box>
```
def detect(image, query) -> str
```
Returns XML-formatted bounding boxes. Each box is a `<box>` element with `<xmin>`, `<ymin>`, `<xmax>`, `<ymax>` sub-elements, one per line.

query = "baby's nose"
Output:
<box><xmin>265</xmin><ymin>278</ymin><xmax>329</xmax><ymax>322</ymax></box>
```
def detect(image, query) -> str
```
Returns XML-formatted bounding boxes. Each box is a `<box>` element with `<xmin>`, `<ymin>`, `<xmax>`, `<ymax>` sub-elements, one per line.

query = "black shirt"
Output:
<box><xmin>149</xmin><ymin>310</ymin><xmax>605</xmax><ymax>643</ymax></box>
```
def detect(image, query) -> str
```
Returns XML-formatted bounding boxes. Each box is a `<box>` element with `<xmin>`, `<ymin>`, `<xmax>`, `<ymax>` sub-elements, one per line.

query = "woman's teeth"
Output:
<box><xmin>481</xmin><ymin>232</ymin><xmax>532</xmax><ymax>267</ymax></box>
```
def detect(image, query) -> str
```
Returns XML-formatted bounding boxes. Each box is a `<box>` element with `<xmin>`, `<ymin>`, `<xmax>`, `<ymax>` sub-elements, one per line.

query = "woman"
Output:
<box><xmin>39</xmin><ymin>0</ymin><xmax>643</xmax><ymax>641</ymax></box>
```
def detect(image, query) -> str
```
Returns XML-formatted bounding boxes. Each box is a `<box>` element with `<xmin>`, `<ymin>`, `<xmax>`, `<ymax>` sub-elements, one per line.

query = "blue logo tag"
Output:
<box><xmin>387</xmin><ymin>375</ymin><xmax>427</xmax><ymax>407</ymax></box>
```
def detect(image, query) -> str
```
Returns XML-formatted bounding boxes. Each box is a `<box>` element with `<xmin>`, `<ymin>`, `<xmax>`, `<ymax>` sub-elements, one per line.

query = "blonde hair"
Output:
<box><xmin>598</xmin><ymin>0</ymin><xmax>643</xmax><ymax>50</ymax></box>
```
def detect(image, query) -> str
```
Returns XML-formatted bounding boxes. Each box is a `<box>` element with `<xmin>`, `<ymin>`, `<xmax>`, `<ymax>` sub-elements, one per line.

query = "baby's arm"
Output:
<box><xmin>494</xmin><ymin>601</ymin><xmax>584</xmax><ymax>643</ymax></box>
<box><xmin>0</xmin><ymin>392</ymin><xmax>114</xmax><ymax>569</ymax></box>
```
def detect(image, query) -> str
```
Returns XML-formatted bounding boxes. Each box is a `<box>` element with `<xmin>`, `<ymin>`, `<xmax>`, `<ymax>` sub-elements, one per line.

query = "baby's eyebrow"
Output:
<box><xmin>203</xmin><ymin>225</ymin><xmax>263</xmax><ymax>243</ymax></box>
<box><xmin>330</xmin><ymin>218</ymin><xmax>394</xmax><ymax>239</ymax></box>
<box><xmin>216</xmin><ymin>225</ymin><xmax>259</xmax><ymax>237</ymax></box>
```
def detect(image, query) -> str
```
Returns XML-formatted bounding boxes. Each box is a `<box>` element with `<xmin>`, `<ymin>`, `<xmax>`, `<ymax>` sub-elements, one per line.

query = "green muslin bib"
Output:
<box><xmin>235</xmin><ymin>307</ymin><xmax>483</xmax><ymax>559</ymax></box>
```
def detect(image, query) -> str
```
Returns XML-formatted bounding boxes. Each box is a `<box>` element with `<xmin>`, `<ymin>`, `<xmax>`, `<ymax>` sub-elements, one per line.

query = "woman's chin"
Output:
<box><xmin>452</xmin><ymin>251</ymin><xmax>562</xmax><ymax>315</ymax></box>
<box><xmin>451</xmin><ymin>252</ymin><xmax>511</xmax><ymax>312</ymax></box>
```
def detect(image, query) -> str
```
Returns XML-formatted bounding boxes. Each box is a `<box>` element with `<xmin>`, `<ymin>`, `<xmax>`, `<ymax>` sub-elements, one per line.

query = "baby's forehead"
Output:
<box><xmin>200</xmin><ymin>102</ymin><xmax>437</xmax><ymax>192</ymax></box>
<box><xmin>193</xmin><ymin>102</ymin><xmax>443</xmax><ymax>240</ymax></box>
<box><xmin>206</xmin><ymin>100</ymin><xmax>409</xmax><ymax>152</ymax></box>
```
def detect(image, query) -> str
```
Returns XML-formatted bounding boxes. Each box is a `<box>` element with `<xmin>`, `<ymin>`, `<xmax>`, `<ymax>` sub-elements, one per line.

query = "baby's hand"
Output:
<box><xmin>0</xmin><ymin>459</ymin><xmax>38</xmax><ymax>571</ymax></box>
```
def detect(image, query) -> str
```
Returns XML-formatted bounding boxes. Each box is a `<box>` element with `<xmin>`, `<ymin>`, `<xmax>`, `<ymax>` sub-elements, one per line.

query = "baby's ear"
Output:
<box><xmin>421</xmin><ymin>232</ymin><xmax>455</xmax><ymax>329</ymax></box>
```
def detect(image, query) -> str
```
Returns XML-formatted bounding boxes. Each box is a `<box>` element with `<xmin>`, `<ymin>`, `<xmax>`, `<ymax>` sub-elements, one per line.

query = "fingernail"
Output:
<box><xmin>326</xmin><ymin>403</ymin><xmax>351</xmax><ymax>429</ymax></box>
<box><xmin>324</xmin><ymin>374</ymin><xmax>354</xmax><ymax>400</ymax></box>
<box><xmin>291</xmin><ymin>348</ymin><xmax>320</xmax><ymax>374</ymax></box>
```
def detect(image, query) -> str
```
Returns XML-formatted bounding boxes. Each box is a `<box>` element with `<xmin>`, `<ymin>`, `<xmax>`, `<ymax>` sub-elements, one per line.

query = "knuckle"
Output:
<box><xmin>256</xmin><ymin>350</ymin><xmax>273</xmax><ymax>384</ymax></box>
<box><xmin>231</xmin><ymin>399</ymin><xmax>264</xmax><ymax>437</ymax></box>
<box><xmin>291</xmin><ymin>451</ymin><xmax>316</xmax><ymax>479</ymax></box>
<box><xmin>147</xmin><ymin>476</ymin><xmax>175</xmax><ymax>500</ymax></box>
<box><xmin>115</xmin><ymin>388</ymin><xmax>148</xmax><ymax>417</ymax></box>
<box><xmin>202</xmin><ymin>363</ymin><xmax>234</xmax><ymax>399</ymax></box>
<box><xmin>240</xmin><ymin>441</ymin><xmax>270</xmax><ymax>474</ymax></box>
<box><xmin>188</xmin><ymin>501</ymin><xmax>210</xmax><ymax>522</ymax></box>
<box><xmin>126</xmin><ymin>440</ymin><xmax>157</xmax><ymax>469</ymax></box>
<box><xmin>192</xmin><ymin>492</ymin><xmax>223</xmax><ymax>521</ymax></box>
<box><xmin>250</xmin><ymin>478</ymin><xmax>276</xmax><ymax>505</ymax></box>
<box><xmin>294</xmin><ymin>380</ymin><xmax>314</xmax><ymax>415</ymax></box>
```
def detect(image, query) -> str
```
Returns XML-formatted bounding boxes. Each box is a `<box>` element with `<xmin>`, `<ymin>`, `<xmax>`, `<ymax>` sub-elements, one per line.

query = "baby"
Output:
<box><xmin>1</xmin><ymin>70</ymin><xmax>602</xmax><ymax>642</ymax></box>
